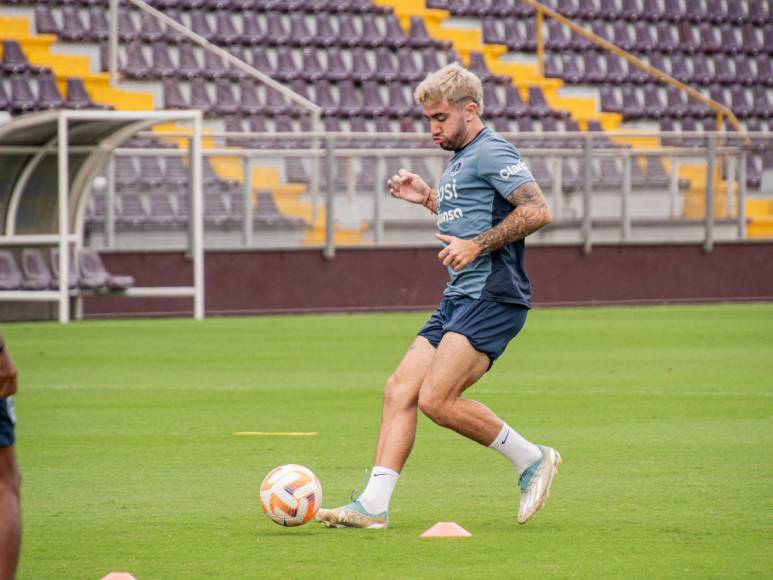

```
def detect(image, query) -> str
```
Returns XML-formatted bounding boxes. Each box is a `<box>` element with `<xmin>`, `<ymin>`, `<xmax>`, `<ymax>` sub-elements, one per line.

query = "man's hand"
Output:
<box><xmin>0</xmin><ymin>350</ymin><xmax>18</xmax><ymax>399</ymax></box>
<box><xmin>386</xmin><ymin>168</ymin><xmax>430</xmax><ymax>205</ymax></box>
<box><xmin>436</xmin><ymin>233</ymin><xmax>482</xmax><ymax>272</ymax></box>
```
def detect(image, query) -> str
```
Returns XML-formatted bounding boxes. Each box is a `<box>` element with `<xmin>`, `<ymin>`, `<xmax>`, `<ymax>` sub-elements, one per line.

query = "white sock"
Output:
<box><xmin>356</xmin><ymin>466</ymin><xmax>399</xmax><ymax>514</ymax></box>
<box><xmin>488</xmin><ymin>422</ymin><xmax>542</xmax><ymax>474</ymax></box>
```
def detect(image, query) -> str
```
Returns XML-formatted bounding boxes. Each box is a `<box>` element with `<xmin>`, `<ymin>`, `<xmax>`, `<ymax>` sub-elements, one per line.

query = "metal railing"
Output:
<box><xmin>98</xmin><ymin>130</ymin><xmax>769</xmax><ymax>257</ymax></box>
<box><xmin>524</xmin><ymin>0</ymin><xmax>746</xmax><ymax>139</ymax></box>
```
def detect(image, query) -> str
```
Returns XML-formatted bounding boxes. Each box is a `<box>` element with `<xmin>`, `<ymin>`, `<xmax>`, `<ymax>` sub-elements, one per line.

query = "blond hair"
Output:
<box><xmin>414</xmin><ymin>62</ymin><xmax>484</xmax><ymax>116</ymax></box>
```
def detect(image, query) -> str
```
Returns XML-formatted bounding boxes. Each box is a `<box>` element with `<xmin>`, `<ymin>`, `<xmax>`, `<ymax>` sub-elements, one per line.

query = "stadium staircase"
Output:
<box><xmin>1</xmin><ymin>0</ymin><xmax>771</xmax><ymax>243</ymax></box>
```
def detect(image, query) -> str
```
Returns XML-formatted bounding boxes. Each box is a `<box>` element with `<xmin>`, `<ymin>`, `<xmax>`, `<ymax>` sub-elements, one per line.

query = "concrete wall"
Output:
<box><xmin>81</xmin><ymin>241</ymin><xmax>773</xmax><ymax>318</ymax></box>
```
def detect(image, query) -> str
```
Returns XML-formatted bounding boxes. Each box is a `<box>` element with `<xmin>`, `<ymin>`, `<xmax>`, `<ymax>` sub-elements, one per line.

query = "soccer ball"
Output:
<box><xmin>259</xmin><ymin>464</ymin><xmax>323</xmax><ymax>527</ymax></box>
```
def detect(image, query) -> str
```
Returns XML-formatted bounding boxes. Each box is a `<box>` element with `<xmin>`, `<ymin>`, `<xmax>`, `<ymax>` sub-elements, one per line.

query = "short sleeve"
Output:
<box><xmin>478</xmin><ymin>139</ymin><xmax>535</xmax><ymax>199</ymax></box>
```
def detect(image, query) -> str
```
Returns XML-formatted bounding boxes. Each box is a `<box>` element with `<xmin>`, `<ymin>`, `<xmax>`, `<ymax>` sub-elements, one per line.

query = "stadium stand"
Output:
<box><xmin>0</xmin><ymin>0</ymin><xmax>772</xmax><ymax>253</ymax></box>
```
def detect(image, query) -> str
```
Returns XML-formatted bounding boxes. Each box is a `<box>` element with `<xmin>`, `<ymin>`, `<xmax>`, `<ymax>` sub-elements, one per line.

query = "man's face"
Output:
<box><xmin>423</xmin><ymin>98</ymin><xmax>475</xmax><ymax>151</ymax></box>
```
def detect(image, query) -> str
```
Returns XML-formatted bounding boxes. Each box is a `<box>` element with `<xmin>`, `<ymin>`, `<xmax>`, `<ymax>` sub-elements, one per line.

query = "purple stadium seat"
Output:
<box><xmin>633</xmin><ymin>21</ymin><xmax>658</xmax><ymax>53</ymax></box>
<box><xmin>718</xmin><ymin>24</ymin><xmax>741</xmax><ymax>55</ymax></box>
<box><xmin>177</xmin><ymin>44</ymin><xmax>202</xmax><ymax>79</ymax></box>
<box><xmin>713</xmin><ymin>54</ymin><xmax>737</xmax><ymax>85</ymax></box>
<box><xmin>203</xmin><ymin>50</ymin><xmax>231</xmax><ymax>79</ymax></box>
<box><xmin>663</xmin><ymin>0</ymin><xmax>685</xmax><ymax>23</ymax></box>
<box><xmin>756</xmin><ymin>56</ymin><xmax>773</xmax><ymax>87</ymax></box>
<box><xmin>21</xmin><ymin>249</ymin><xmax>54</xmax><ymax>290</ymax></box>
<box><xmin>88</xmin><ymin>8</ymin><xmax>112</xmax><ymax>43</ymax></box>
<box><xmin>546</xmin><ymin>20</ymin><xmax>572</xmax><ymax>52</ymax></box>
<box><xmin>265</xmin><ymin>12</ymin><xmax>290</xmax><ymax>46</ymax></box>
<box><xmin>752</xmin><ymin>86</ymin><xmax>773</xmax><ymax>118</ymax></box>
<box><xmin>599</xmin><ymin>0</ymin><xmax>622</xmax><ymax>21</ymax></box>
<box><xmin>397</xmin><ymin>47</ymin><xmax>423</xmax><ymax>82</ymax></box>
<box><xmin>482</xmin><ymin>82</ymin><xmax>506</xmax><ymax>117</ymax></box>
<box><xmin>164</xmin><ymin>156</ymin><xmax>190</xmax><ymax>188</ymax></box>
<box><xmin>563</xmin><ymin>53</ymin><xmax>585</xmax><ymax>84</ymax></box>
<box><xmin>350</xmin><ymin>47</ymin><xmax>374</xmax><ymax>83</ymax></box>
<box><xmin>324</xmin><ymin>48</ymin><xmax>349</xmax><ymax>83</ymax></box>
<box><xmin>313</xmin><ymin>14</ymin><xmax>339</xmax><ymax>48</ymax></box>
<box><xmin>213</xmin><ymin>12</ymin><xmax>240</xmax><ymax>45</ymax></box>
<box><xmin>504</xmin><ymin>17</ymin><xmax>537</xmax><ymax>52</ymax></box>
<box><xmin>123</xmin><ymin>41</ymin><xmax>152</xmax><ymax>79</ymax></box>
<box><xmin>612</xmin><ymin>22</ymin><xmax>636</xmax><ymax>52</ymax></box>
<box><xmin>408</xmin><ymin>16</ymin><xmax>441</xmax><ymax>49</ymax></box>
<box><xmin>747</xmin><ymin>0</ymin><xmax>769</xmax><ymax>26</ymax></box>
<box><xmin>60</xmin><ymin>6</ymin><xmax>88</xmax><ymax>42</ymax></box>
<box><xmin>162</xmin><ymin>78</ymin><xmax>188</xmax><ymax>110</ymax></box>
<box><xmin>289</xmin><ymin>12</ymin><xmax>315</xmax><ymax>47</ymax></box>
<box><xmin>643</xmin><ymin>156</ymin><xmax>670</xmax><ymax>188</ymax></box>
<box><xmin>335</xmin><ymin>14</ymin><xmax>362</xmax><ymax>48</ymax></box>
<box><xmin>241</xmin><ymin>14</ymin><xmax>265</xmax><ymax>46</ymax></box>
<box><xmin>670</xmin><ymin>53</ymin><xmax>690</xmax><ymax>83</ymax></box>
<box><xmin>677</xmin><ymin>22</ymin><xmax>698</xmax><ymax>55</ymax></box>
<box><xmin>150</xmin><ymin>43</ymin><xmax>176</xmax><ymax>78</ymax></box>
<box><xmin>504</xmin><ymin>84</ymin><xmax>530</xmax><ymax>117</ymax></box>
<box><xmin>336</xmin><ymin>79</ymin><xmax>362</xmax><ymax>117</ymax></box>
<box><xmin>690</xmin><ymin>55</ymin><xmax>713</xmax><ymax>86</ymax></box>
<box><xmin>116</xmin><ymin>9</ymin><xmax>138</xmax><ymax>42</ymax></box>
<box><xmin>188</xmin><ymin>78</ymin><xmax>213</xmax><ymax>115</ymax></box>
<box><xmin>387</xmin><ymin>80</ymin><xmax>417</xmax><ymax>118</ymax></box>
<box><xmin>705</xmin><ymin>0</ymin><xmax>728</xmax><ymax>25</ymax></box>
<box><xmin>137</xmin><ymin>12</ymin><xmax>164</xmax><ymax>44</ymax></box>
<box><xmin>36</xmin><ymin>72</ymin><xmax>65</xmax><ymax>110</ymax></box>
<box><xmin>621</xmin><ymin>84</ymin><xmax>645</xmax><ymax>119</ymax></box>
<box><xmin>643</xmin><ymin>85</ymin><xmax>668</xmax><ymax>118</ymax></box>
<box><xmin>273</xmin><ymin>46</ymin><xmax>299</xmax><ymax>82</ymax></box>
<box><xmin>527</xmin><ymin>86</ymin><xmax>562</xmax><ymax>118</ymax></box>
<box><xmin>34</xmin><ymin>5</ymin><xmax>60</xmax><ymax>36</ymax></box>
<box><xmin>374</xmin><ymin>47</ymin><xmax>399</xmax><ymax>82</ymax></box>
<box><xmin>361</xmin><ymin>80</ymin><xmax>386</xmax><ymax>117</ymax></box>
<box><xmin>740</xmin><ymin>24</ymin><xmax>763</xmax><ymax>56</ymax></box>
<box><xmin>313</xmin><ymin>80</ymin><xmax>339</xmax><ymax>117</ymax></box>
<box><xmin>65</xmin><ymin>77</ymin><xmax>105</xmax><ymax>110</ymax></box>
<box><xmin>9</xmin><ymin>74</ymin><xmax>38</xmax><ymax>114</ymax></box>
<box><xmin>137</xmin><ymin>156</ymin><xmax>164</xmax><ymax>190</ymax></box>
<box><xmin>0</xmin><ymin>251</ymin><xmax>22</xmax><ymax>290</ymax></box>
<box><xmin>482</xmin><ymin>17</ymin><xmax>505</xmax><ymax>45</ymax></box>
<box><xmin>698</xmin><ymin>23</ymin><xmax>722</xmax><ymax>54</ymax></box>
<box><xmin>664</xmin><ymin>86</ymin><xmax>687</xmax><ymax>118</ymax></box>
<box><xmin>2</xmin><ymin>40</ymin><xmax>39</xmax><ymax>75</ymax></box>
<box><xmin>80</xmin><ymin>248</ymin><xmax>134</xmax><ymax>291</ymax></box>
<box><xmin>543</xmin><ymin>53</ymin><xmax>562</xmax><ymax>80</ymax></box>
<box><xmin>189</xmin><ymin>10</ymin><xmax>214</xmax><ymax>42</ymax></box>
<box><xmin>599</xmin><ymin>85</ymin><xmax>623</xmax><ymax>115</ymax></box>
<box><xmin>212</xmin><ymin>78</ymin><xmax>239</xmax><ymax>116</ymax></box>
<box><xmin>604</xmin><ymin>56</ymin><xmax>628</xmax><ymax>84</ymax></box>
<box><xmin>49</xmin><ymin>249</ymin><xmax>79</xmax><ymax>290</ymax></box>
<box><xmin>730</xmin><ymin>86</ymin><xmax>754</xmax><ymax>118</ymax></box>
<box><xmin>655</xmin><ymin>22</ymin><xmax>680</xmax><ymax>54</ymax></box>
<box><xmin>516</xmin><ymin>117</ymin><xmax>542</xmax><ymax>148</ymax></box>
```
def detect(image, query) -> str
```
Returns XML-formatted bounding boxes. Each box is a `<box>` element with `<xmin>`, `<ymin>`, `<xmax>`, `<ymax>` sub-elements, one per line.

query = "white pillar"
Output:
<box><xmin>191</xmin><ymin>112</ymin><xmax>205</xmax><ymax>320</ymax></box>
<box><xmin>57</xmin><ymin>113</ymin><xmax>70</xmax><ymax>324</ymax></box>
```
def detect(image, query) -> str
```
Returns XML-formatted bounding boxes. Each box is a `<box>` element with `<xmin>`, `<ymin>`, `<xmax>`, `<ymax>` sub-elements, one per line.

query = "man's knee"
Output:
<box><xmin>383</xmin><ymin>374</ymin><xmax>418</xmax><ymax>411</ymax></box>
<box><xmin>418</xmin><ymin>390</ymin><xmax>452</xmax><ymax>427</ymax></box>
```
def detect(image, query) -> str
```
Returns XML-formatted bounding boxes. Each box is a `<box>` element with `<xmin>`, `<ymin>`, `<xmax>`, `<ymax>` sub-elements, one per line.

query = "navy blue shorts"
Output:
<box><xmin>418</xmin><ymin>295</ymin><xmax>528</xmax><ymax>368</ymax></box>
<box><xmin>0</xmin><ymin>397</ymin><xmax>16</xmax><ymax>447</ymax></box>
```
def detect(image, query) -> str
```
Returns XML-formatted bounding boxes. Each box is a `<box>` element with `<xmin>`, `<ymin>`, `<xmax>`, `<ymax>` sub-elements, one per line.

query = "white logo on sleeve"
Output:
<box><xmin>499</xmin><ymin>160</ymin><xmax>529</xmax><ymax>179</ymax></box>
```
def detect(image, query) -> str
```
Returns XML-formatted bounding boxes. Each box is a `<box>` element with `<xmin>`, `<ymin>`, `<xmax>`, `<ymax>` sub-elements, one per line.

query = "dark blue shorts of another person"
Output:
<box><xmin>418</xmin><ymin>295</ymin><xmax>528</xmax><ymax>367</ymax></box>
<box><xmin>0</xmin><ymin>397</ymin><xmax>16</xmax><ymax>447</ymax></box>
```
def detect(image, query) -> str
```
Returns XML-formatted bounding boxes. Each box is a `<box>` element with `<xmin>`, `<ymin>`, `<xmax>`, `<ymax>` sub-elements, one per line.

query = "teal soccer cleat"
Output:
<box><xmin>517</xmin><ymin>445</ymin><xmax>562</xmax><ymax>524</ymax></box>
<box><xmin>316</xmin><ymin>500</ymin><xmax>389</xmax><ymax>529</ymax></box>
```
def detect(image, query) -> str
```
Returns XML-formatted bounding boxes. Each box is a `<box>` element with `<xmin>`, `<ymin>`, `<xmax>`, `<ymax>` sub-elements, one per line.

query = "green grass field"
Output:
<box><xmin>6</xmin><ymin>303</ymin><xmax>773</xmax><ymax>579</ymax></box>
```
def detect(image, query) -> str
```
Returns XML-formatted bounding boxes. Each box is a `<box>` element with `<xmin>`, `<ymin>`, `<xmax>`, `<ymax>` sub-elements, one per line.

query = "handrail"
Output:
<box><xmin>110</xmin><ymin>0</ymin><xmax>320</xmax><ymax>115</ymax></box>
<box><xmin>522</xmin><ymin>0</ymin><xmax>749</xmax><ymax>143</ymax></box>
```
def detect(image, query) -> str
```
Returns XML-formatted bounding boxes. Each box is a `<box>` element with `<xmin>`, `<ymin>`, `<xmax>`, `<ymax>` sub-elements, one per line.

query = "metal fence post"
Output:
<box><xmin>737</xmin><ymin>148</ymin><xmax>747</xmax><ymax>239</ymax></box>
<box><xmin>669</xmin><ymin>158</ymin><xmax>679</xmax><ymax>218</ymax></box>
<box><xmin>551</xmin><ymin>156</ymin><xmax>562</xmax><ymax>219</ymax></box>
<box><xmin>105</xmin><ymin>153</ymin><xmax>116</xmax><ymax>248</ymax></box>
<box><xmin>582</xmin><ymin>137</ymin><xmax>592</xmax><ymax>254</ymax></box>
<box><xmin>622</xmin><ymin>151</ymin><xmax>631</xmax><ymax>241</ymax></box>
<box><xmin>725</xmin><ymin>154</ymin><xmax>736</xmax><ymax>219</ymax></box>
<box><xmin>242</xmin><ymin>155</ymin><xmax>253</xmax><ymax>247</ymax></box>
<box><xmin>108</xmin><ymin>0</ymin><xmax>118</xmax><ymax>87</ymax></box>
<box><xmin>323</xmin><ymin>137</ymin><xmax>335</xmax><ymax>260</ymax></box>
<box><xmin>374</xmin><ymin>155</ymin><xmax>384</xmax><ymax>246</ymax></box>
<box><xmin>310</xmin><ymin>110</ymin><xmax>321</xmax><ymax>226</ymax></box>
<box><xmin>703</xmin><ymin>135</ymin><xmax>717</xmax><ymax>252</ymax></box>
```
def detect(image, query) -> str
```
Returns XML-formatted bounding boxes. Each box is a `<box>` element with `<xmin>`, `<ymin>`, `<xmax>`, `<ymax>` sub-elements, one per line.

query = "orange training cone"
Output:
<box><xmin>420</xmin><ymin>522</ymin><xmax>472</xmax><ymax>538</ymax></box>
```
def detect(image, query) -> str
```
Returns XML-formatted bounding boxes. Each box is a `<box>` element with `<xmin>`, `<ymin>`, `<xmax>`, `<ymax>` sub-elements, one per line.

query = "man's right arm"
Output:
<box><xmin>0</xmin><ymin>333</ymin><xmax>18</xmax><ymax>399</ymax></box>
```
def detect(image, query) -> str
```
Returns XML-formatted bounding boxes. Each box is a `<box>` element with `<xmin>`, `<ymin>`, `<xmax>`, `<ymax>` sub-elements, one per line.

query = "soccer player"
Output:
<box><xmin>0</xmin><ymin>332</ymin><xmax>20</xmax><ymax>579</ymax></box>
<box><xmin>316</xmin><ymin>64</ymin><xmax>560</xmax><ymax>529</ymax></box>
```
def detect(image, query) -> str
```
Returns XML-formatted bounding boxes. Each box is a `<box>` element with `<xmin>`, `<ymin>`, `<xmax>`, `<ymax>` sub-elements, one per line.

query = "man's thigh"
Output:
<box><xmin>386</xmin><ymin>336</ymin><xmax>436</xmax><ymax>404</ymax></box>
<box><xmin>420</xmin><ymin>332</ymin><xmax>490</xmax><ymax>401</ymax></box>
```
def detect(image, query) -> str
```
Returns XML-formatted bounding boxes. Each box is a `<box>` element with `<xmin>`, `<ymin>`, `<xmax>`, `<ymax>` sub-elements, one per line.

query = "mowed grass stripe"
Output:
<box><xmin>5</xmin><ymin>303</ymin><xmax>773</xmax><ymax>579</ymax></box>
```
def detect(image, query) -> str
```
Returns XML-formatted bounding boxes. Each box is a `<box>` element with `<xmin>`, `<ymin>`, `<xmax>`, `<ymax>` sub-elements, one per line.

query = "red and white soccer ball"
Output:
<box><xmin>259</xmin><ymin>464</ymin><xmax>323</xmax><ymax>527</ymax></box>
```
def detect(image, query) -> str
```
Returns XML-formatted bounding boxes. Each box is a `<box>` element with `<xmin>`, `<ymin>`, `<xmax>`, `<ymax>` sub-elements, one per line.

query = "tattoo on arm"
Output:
<box><xmin>473</xmin><ymin>181</ymin><xmax>551</xmax><ymax>253</ymax></box>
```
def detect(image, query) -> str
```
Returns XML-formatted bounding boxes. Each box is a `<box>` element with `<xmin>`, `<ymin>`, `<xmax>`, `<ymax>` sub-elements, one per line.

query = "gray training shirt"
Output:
<box><xmin>436</xmin><ymin>126</ymin><xmax>535</xmax><ymax>307</ymax></box>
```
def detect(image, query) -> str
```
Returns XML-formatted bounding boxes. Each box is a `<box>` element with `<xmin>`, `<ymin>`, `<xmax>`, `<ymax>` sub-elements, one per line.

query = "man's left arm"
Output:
<box><xmin>437</xmin><ymin>180</ymin><xmax>552</xmax><ymax>272</ymax></box>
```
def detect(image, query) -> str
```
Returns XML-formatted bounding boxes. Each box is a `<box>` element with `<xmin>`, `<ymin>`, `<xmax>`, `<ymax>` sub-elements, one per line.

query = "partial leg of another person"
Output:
<box><xmin>418</xmin><ymin>331</ymin><xmax>561</xmax><ymax>524</ymax></box>
<box><xmin>0</xmin><ymin>443</ymin><xmax>21</xmax><ymax>580</ymax></box>
<box><xmin>316</xmin><ymin>336</ymin><xmax>436</xmax><ymax>529</ymax></box>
